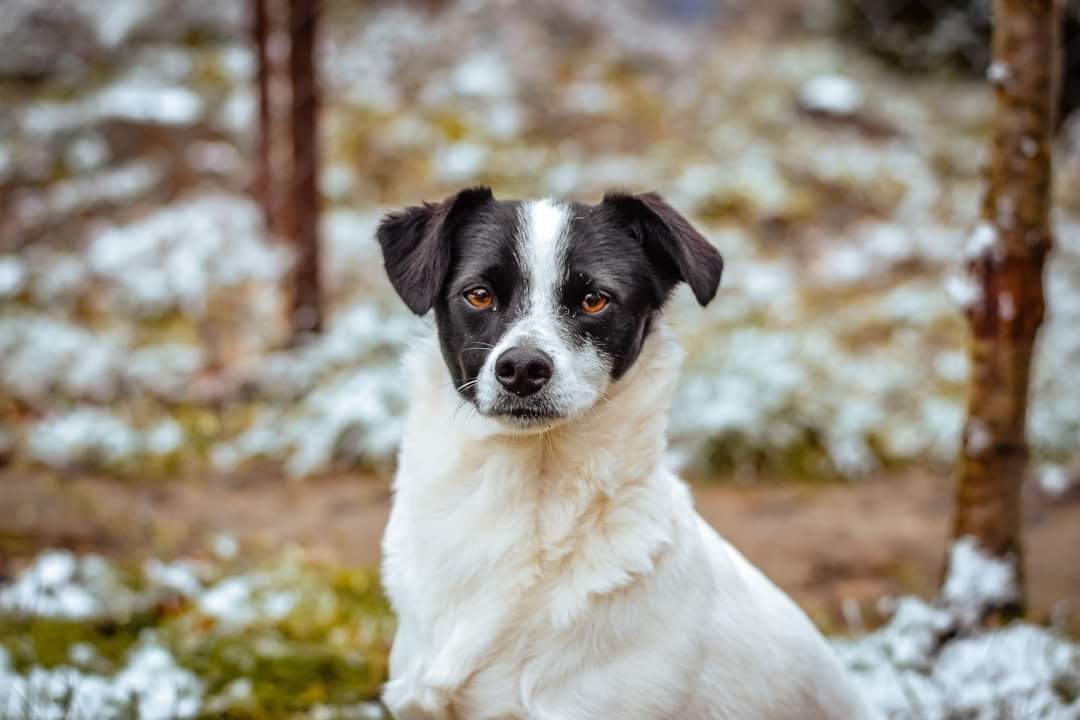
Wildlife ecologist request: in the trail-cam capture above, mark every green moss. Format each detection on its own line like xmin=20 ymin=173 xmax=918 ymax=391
xmin=0 ymin=614 xmax=151 ymax=672
xmin=0 ymin=559 xmax=396 ymax=719
xmin=185 ymin=632 xmax=384 ymax=716
xmin=172 ymin=564 xmax=393 ymax=717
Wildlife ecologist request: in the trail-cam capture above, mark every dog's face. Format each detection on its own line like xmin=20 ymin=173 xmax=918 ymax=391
xmin=377 ymin=188 xmax=723 ymax=429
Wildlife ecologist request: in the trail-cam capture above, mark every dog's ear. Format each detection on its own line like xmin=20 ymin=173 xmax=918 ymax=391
xmin=376 ymin=186 xmax=494 ymax=315
xmin=601 ymin=191 xmax=723 ymax=306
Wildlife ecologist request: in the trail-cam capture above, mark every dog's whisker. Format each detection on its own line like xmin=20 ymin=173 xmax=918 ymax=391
xmin=451 ymin=396 xmax=472 ymax=424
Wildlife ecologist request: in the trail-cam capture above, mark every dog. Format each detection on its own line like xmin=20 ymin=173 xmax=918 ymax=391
xmin=375 ymin=187 xmax=878 ymax=719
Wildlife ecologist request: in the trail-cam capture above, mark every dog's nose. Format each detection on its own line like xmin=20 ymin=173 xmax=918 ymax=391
xmin=494 ymin=347 xmax=553 ymax=397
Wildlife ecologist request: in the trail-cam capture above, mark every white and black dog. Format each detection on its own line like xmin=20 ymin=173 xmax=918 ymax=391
xmin=376 ymin=187 xmax=877 ymax=719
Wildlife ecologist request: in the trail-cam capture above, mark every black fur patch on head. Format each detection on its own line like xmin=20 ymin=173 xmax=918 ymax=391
xmin=432 ymin=199 xmax=525 ymax=399
xmin=559 ymin=202 xmax=668 ymax=379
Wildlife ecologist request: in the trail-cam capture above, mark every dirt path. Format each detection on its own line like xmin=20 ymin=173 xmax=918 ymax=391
xmin=2 ymin=468 xmax=1077 ymax=631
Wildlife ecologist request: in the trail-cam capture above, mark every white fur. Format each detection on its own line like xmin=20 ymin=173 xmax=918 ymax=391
xmin=474 ymin=200 xmax=608 ymax=421
xmin=381 ymin=322 xmax=878 ymax=719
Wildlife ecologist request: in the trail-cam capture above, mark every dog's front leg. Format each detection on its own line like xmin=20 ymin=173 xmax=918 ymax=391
xmin=383 ymin=678 xmax=454 ymax=720
xmin=385 ymin=610 xmax=507 ymax=720
xmin=384 ymin=623 xmax=455 ymax=720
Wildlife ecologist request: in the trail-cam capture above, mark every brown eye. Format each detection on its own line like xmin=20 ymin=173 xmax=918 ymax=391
xmin=580 ymin=291 xmax=610 ymax=314
xmin=464 ymin=286 xmax=494 ymax=310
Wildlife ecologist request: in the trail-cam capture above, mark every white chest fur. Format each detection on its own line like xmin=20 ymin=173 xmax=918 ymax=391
xmin=380 ymin=325 xmax=877 ymax=720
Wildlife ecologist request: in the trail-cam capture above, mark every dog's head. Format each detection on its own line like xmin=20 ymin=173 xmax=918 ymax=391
xmin=377 ymin=187 xmax=723 ymax=430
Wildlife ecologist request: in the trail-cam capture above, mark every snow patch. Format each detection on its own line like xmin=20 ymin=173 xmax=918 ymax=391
xmin=1038 ymin=463 xmax=1073 ymax=498
xmin=941 ymin=536 xmax=1019 ymax=627
xmin=26 ymin=409 xmax=184 ymax=469
xmin=0 ymin=256 xmax=26 ymax=298
xmin=451 ymin=52 xmax=513 ymax=99
xmin=798 ymin=74 xmax=864 ymax=116
xmin=433 ymin=142 xmax=489 ymax=183
xmin=87 ymin=193 xmax=287 ymax=317
xmin=27 ymin=410 xmax=140 ymax=469
xmin=944 ymin=272 xmax=982 ymax=309
xmin=986 ymin=61 xmax=1010 ymax=84
xmin=0 ymin=642 xmax=202 ymax=720
xmin=0 ymin=317 xmax=127 ymax=405
xmin=964 ymin=222 xmax=999 ymax=261
xmin=837 ymin=600 xmax=1080 ymax=720
xmin=0 ymin=551 xmax=132 ymax=619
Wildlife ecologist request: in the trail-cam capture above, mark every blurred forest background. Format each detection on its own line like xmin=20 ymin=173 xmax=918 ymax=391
xmin=1 ymin=0 xmax=1079 ymax=718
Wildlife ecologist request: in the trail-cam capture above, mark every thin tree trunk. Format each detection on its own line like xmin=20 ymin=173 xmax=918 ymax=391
xmin=252 ymin=0 xmax=275 ymax=236
xmin=287 ymin=0 xmax=322 ymax=337
xmin=948 ymin=0 xmax=1060 ymax=618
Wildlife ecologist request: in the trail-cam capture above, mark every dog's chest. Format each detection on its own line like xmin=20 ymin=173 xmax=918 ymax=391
xmin=391 ymin=511 xmax=598 ymax=717
xmin=449 ymin=606 xmax=558 ymax=719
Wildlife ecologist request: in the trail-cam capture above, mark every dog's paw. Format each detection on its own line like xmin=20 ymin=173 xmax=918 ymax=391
xmin=383 ymin=678 xmax=452 ymax=720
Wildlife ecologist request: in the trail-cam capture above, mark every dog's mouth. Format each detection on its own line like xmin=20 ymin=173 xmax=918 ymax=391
xmin=483 ymin=397 xmax=565 ymax=428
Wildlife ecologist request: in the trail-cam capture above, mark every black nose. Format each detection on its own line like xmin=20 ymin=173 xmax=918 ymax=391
xmin=495 ymin=347 xmax=553 ymax=397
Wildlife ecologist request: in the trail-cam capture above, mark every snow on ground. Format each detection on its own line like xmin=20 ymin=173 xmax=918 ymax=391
xmin=0 ymin=642 xmax=203 ymax=720
xmin=210 ymin=301 xmax=415 ymax=475
xmin=1 ymin=547 xmax=1077 ymax=720
xmin=0 ymin=550 xmax=393 ymax=719
xmin=836 ymin=537 xmax=1080 ymax=720
xmin=798 ymin=74 xmax=865 ymax=116
xmin=838 ymin=610 xmax=1080 ymax=719
xmin=0 ymin=315 xmax=128 ymax=405
xmin=0 ymin=551 xmax=138 ymax=620
xmin=11 ymin=160 xmax=166 ymax=230
xmin=940 ymin=537 xmax=1020 ymax=628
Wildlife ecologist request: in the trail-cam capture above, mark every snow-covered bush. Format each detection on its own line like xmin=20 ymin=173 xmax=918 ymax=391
xmin=211 ymin=303 xmax=416 ymax=474
xmin=0 ymin=316 xmax=128 ymax=405
xmin=86 ymin=194 xmax=288 ymax=319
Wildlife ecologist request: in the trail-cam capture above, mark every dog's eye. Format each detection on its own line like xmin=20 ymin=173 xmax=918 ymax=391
xmin=464 ymin=286 xmax=494 ymax=310
xmin=580 ymin=291 xmax=610 ymax=314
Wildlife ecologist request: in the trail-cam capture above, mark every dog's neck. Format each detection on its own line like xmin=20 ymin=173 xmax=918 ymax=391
xmin=399 ymin=320 xmax=683 ymax=497
xmin=391 ymin=321 xmax=689 ymax=664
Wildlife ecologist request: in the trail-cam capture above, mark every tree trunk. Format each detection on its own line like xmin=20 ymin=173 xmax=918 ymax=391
xmin=948 ymin=0 xmax=1060 ymax=618
xmin=287 ymin=0 xmax=322 ymax=337
xmin=251 ymin=0 xmax=275 ymax=237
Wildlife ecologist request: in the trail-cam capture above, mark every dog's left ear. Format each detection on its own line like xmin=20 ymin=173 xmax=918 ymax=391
xmin=601 ymin=191 xmax=723 ymax=306
xmin=376 ymin=186 xmax=494 ymax=315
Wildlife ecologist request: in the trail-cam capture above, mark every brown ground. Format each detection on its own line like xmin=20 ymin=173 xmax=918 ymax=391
xmin=1 ymin=468 xmax=1077 ymax=632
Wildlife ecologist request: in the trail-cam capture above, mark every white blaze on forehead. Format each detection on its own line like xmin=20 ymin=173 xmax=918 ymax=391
xmin=518 ymin=198 xmax=570 ymax=312
xmin=472 ymin=197 xmax=608 ymax=422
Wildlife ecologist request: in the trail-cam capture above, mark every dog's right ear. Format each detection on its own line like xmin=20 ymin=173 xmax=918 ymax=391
xmin=376 ymin=186 xmax=494 ymax=315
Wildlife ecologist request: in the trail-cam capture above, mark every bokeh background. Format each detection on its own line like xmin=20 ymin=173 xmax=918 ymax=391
xmin=1 ymin=0 xmax=1079 ymax=718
